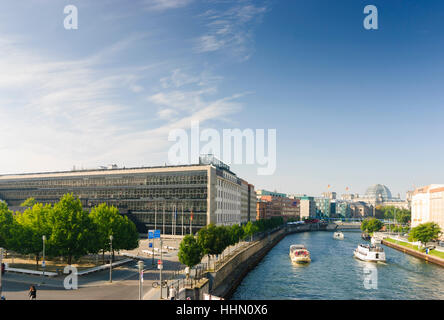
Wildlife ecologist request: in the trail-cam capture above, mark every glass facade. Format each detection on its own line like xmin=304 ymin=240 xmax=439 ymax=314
xmin=0 ymin=167 xmax=209 ymax=234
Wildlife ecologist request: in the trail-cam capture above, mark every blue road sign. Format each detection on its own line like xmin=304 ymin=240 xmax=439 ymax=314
xmin=148 ymin=230 xmax=154 ymax=239
xmin=149 ymin=243 xmax=153 ymax=248
xmin=154 ymin=230 xmax=161 ymax=239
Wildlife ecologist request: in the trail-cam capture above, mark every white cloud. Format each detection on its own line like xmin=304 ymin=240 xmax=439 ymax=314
xmin=142 ymin=0 xmax=193 ymax=11
xmin=0 ymin=35 xmax=245 ymax=173
xmin=194 ymin=1 xmax=268 ymax=60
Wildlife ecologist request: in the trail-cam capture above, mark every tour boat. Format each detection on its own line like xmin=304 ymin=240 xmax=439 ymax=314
xmin=289 ymin=244 xmax=311 ymax=264
xmin=353 ymin=244 xmax=386 ymax=262
xmin=333 ymin=231 xmax=344 ymax=240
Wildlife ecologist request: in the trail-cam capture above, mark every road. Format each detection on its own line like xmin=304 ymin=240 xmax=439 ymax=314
xmin=1 ymin=238 xmax=185 ymax=300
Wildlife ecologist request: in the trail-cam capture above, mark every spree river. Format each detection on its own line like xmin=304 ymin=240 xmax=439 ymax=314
xmin=232 ymin=231 xmax=444 ymax=300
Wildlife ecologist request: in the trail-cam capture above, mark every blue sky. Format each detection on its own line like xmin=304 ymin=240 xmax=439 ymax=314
xmin=0 ymin=0 xmax=443 ymax=198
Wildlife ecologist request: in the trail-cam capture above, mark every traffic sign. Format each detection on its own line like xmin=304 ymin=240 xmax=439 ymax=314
xmin=42 ymin=261 xmax=46 ymax=267
xmin=148 ymin=230 xmax=154 ymax=239
xmin=149 ymin=243 xmax=153 ymax=248
xmin=158 ymin=264 xmax=163 ymax=270
xmin=154 ymin=230 xmax=161 ymax=239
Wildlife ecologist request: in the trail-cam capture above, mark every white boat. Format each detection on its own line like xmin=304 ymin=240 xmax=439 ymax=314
xmin=371 ymin=237 xmax=382 ymax=245
xmin=289 ymin=244 xmax=311 ymax=264
xmin=353 ymin=244 xmax=386 ymax=262
xmin=333 ymin=231 xmax=344 ymax=240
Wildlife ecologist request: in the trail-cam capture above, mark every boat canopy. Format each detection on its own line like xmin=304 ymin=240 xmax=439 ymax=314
xmin=290 ymin=244 xmax=306 ymax=251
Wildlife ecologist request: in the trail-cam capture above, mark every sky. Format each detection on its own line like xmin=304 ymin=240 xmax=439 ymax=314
xmin=0 ymin=0 xmax=443 ymax=198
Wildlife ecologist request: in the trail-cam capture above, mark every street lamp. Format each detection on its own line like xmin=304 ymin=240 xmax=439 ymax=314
xmin=0 ymin=247 xmax=4 ymax=298
xmin=109 ymin=235 xmax=113 ymax=283
xmin=42 ymin=235 xmax=46 ymax=283
xmin=138 ymin=260 xmax=144 ymax=300
xmin=159 ymin=237 xmax=163 ymax=299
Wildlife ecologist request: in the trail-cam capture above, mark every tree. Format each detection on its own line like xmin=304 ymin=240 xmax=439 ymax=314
xmin=178 ymin=235 xmax=203 ymax=269
xmin=113 ymin=215 xmax=139 ymax=257
xmin=230 ymin=224 xmax=245 ymax=246
xmin=196 ymin=224 xmax=227 ymax=269
xmin=0 ymin=201 xmax=14 ymax=249
xmin=242 ymin=221 xmax=258 ymax=241
xmin=47 ymin=194 xmax=100 ymax=264
xmin=90 ymin=204 xmax=139 ymax=263
xmin=13 ymin=203 xmax=53 ymax=269
xmin=21 ymin=197 xmax=37 ymax=208
xmin=361 ymin=218 xmax=383 ymax=233
xmin=408 ymin=222 xmax=441 ymax=247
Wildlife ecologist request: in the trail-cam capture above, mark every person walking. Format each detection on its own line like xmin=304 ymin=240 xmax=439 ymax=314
xmin=169 ymin=285 xmax=177 ymax=300
xmin=28 ymin=285 xmax=37 ymax=300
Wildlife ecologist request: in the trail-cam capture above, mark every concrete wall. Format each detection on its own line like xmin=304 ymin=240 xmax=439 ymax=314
xmin=208 ymin=228 xmax=287 ymax=298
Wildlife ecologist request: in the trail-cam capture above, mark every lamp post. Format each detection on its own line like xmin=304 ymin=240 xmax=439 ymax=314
xmin=159 ymin=238 xmax=163 ymax=300
xmin=0 ymin=247 xmax=3 ymax=298
xmin=138 ymin=260 xmax=144 ymax=300
xmin=42 ymin=235 xmax=46 ymax=283
xmin=109 ymin=235 xmax=113 ymax=283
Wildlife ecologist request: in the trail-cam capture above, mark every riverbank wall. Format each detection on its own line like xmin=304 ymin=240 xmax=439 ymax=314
xmin=382 ymin=239 xmax=444 ymax=267
xmin=205 ymin=223 xmax=330 ymax=299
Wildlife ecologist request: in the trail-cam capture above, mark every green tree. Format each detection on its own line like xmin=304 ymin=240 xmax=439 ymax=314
xmin=196 ymin=224 xmax=227 ymax=269
xmin=229 ymin=224 xmax=245 ymax=245
xmin=178 ymin=235 xmax=203 ymax=269
xmin=361 ymin=218 xmax=383 ymax=233
xmin=21 ymin=197 xmax=37 ymax=208
xmin=13 ymin=203 xmax=53 ymax=269
xmin=0 ymin=201 xmax=14 ymax=249
xmin=242 ymin=221 xmax=258 ymax=241
xmin=90 ymin=204 xmax=138 ymax=263
xmin=47 ymin=194 xmax=100 ymax=264
xmin=408 ymin=222 xmax=441 ymax=247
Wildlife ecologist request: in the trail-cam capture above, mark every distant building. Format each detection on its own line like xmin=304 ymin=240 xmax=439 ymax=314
xmin=256 ymin=190 xmax=287 ymax=198
xmin=256 ymin=194 xmax=299 ymax=221
xmin=315 ymin=197 xmax=331 ymax=218
xmin=350 ymin=184 xmax=409 ymax=209
xmin=335 ymin=201 xmax=351 ymax=218
xmin=411 ymin=185 xmax=444 ymax=235
xmin=290 ymin=195 xmax=316 ymax=220
xmin=321 ymin=192 xmax=336 ymax=200
xmin=349 ymin=201 xmax=374 ymax=218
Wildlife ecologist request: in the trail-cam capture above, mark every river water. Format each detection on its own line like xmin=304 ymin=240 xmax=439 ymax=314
xmin=231 ymin=231 xmax=444 ymax=300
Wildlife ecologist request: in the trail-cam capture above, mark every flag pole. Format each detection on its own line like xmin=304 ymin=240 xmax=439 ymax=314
xmin=154 ymin=202 xmax=157 ymax=231
xmin=182 ymin=203 xmax=184 ymax=236
xmin=163 ymin=202 xmax=165 ymax=235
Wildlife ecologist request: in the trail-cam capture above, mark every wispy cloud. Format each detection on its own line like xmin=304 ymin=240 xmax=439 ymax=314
xmin=142 ymin=0 xmax=194 ymax=11
xmin=0 ymin=35 xmax=245 ymax=172
xmin=195 ymin=1 xmax=268 ymax=60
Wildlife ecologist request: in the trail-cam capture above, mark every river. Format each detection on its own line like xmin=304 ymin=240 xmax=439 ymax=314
xmin=231 ymin=230 xmax=444 ymax=299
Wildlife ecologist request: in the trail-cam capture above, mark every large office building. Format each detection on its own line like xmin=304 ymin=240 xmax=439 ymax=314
xmin=0 ymin=155 xmax=256 ymax=234
xmin=411 ymin=185 xmax=444 ymax=235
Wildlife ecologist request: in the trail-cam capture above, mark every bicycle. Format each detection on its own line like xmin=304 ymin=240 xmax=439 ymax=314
xmin=152 ymin=280 xmax=168 ymax=288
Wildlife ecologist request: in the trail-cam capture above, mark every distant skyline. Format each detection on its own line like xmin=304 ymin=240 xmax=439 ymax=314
xmin=1 ymin=0 xmax=443 ymax=198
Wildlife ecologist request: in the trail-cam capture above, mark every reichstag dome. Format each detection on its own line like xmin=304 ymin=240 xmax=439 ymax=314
xmin=364 ymin=184 xmax=393 ymax=202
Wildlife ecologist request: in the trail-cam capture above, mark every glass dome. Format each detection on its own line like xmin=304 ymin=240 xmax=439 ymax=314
xmin=365 ymin=184 xmax=392 ymax=201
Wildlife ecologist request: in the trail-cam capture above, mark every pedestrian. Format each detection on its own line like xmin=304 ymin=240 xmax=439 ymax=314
xmin=169 ymin=285 xmax=177 ymax=301
xmin=29 ymin=285 xmax=37 ymax=300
